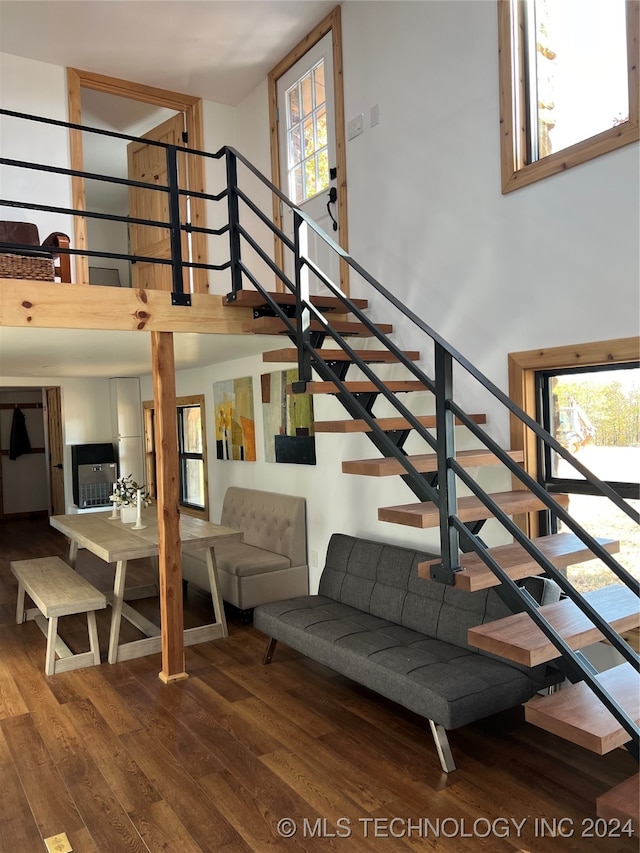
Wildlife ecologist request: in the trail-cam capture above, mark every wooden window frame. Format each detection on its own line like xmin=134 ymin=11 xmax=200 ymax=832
xmin=508 ymin=336 xmax=640 ymax=536
xmin=498 ymin=0 xmax=640 ymax=193
xmin=143 ymin=394 xmax=209 ymax=520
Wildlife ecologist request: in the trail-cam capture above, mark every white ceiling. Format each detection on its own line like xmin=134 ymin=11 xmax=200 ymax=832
xmin=0 ymin=0 xmax=333 ymax=379
xmin=0 ymin=0 xmax=336 ymax=106
xmin=0 ymin=327 xmax=283 ymax=378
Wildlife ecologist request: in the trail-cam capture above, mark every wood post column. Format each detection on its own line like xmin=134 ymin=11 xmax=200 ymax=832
xmin=151 ymin=330 xmax=187 ymax=683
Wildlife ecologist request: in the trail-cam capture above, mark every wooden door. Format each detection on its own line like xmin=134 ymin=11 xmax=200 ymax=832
xmin=127 ymin=113 xmax=189 ymax=291
xmin=45 ymin=387 xmax=65 ymax=515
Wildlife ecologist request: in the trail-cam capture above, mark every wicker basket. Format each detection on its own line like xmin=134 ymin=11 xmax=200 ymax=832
xmin=0 ymin=252 xmax=55 ymax=281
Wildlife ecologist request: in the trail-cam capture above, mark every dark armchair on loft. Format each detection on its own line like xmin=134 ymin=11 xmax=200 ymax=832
xmin=0 ymin=220 xmax=71 ymax=283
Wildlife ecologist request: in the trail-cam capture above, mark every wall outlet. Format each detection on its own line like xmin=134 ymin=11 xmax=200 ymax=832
xmin=347 ymin=114 xmax=364 ymax=140
xmin=310 ymin=549 xmax=318 ymax=567
xmin=370 ymin=104 xmax=380 ymax=127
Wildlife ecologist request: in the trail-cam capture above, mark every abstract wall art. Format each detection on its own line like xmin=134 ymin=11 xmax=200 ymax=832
xmin=213 ymin=377 xmax=256 ymax=461
xmin=261 ymin=368 xmax=316 ymax=465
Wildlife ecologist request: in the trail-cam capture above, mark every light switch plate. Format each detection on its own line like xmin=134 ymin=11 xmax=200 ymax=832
xmin=347 ymin=114 xmax=364 ymax=140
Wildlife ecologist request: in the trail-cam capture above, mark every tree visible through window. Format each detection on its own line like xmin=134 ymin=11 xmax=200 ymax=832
xmin=285 ymin=59 xmax=329 ymax=203
xmin=498 ymin=0 xmax=639 ymax=191
xmin=537 ymin=363 xmax=640 ymax=592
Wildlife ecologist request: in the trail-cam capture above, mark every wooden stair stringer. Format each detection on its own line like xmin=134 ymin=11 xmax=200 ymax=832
xmin=418 ymin=532 xmax=620 ymax=591
xmin=524 ymin=663 xmax=639 ymax=754
xmin=467 ymin=584 xmax=640 ymax=666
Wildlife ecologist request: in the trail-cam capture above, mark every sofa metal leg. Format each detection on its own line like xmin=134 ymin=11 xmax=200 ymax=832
xmin=263 ymin=637 xmax=278 ymax=665
xmin=429 ymin=720 xmax=456 ymax=773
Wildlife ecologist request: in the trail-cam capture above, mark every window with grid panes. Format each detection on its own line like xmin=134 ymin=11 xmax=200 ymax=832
xmin=285 ymin=59 xmax=329 ymax=203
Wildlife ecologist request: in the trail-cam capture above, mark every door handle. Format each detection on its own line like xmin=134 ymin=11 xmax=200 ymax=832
xmin=326 ymin=186 xmax=338 ymax=232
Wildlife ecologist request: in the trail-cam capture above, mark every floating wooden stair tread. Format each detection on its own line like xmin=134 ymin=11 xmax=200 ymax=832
xmin=524 ymin=663 xmax=640 ymax=755
xmin=418 ymin=532 xmax=620 ymax=592
xmin=343 ymin=448 xmax=524 ymax=477
xmin=314 ymin=413 xmax=487 ymax=433
xmin=297 ymin=380 xmax=426 ymax=394
xmin=597 ymin=773 xmax=639 ymax=835
xmin=245 ymin=317 xmax=392 ymax=336
xmin=263 ymin=347 xmax=420 ymax=363
xmin=224 ymin=290 xmax=368 ymax=311
xmin=378 ymin=490 xmax=570 ymax=529
xmin=467 ymin=584 xmax=640 ymax=666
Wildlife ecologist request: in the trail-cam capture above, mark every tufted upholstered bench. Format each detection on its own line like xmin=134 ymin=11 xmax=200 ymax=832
xmin=181 ymin=487 xmax=308 ymax=619
xmin=254 ymin=533 xmax=563 ymax=772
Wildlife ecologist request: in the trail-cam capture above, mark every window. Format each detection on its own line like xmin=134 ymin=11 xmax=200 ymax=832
xmin=143 ymin=395 xmax=208 ymax=519
xmin=536 ymin=362 xmax=639 ymax=592
xmin=509 ymin=339 xmax=639 ymax=594
xmin=498 ymin=0 xmax=639 ymax=192
xmin=177 ymin=403 xmax=205 ymax=510
xmin=285 ymin=59 xmax=329 ymax=203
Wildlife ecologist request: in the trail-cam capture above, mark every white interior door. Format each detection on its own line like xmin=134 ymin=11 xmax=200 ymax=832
xmin=277 ymin=32 xmax=339 ymax=296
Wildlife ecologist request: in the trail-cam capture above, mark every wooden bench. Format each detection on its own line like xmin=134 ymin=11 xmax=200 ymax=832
xmin=11 ymin=556 xmax=107 ymax=676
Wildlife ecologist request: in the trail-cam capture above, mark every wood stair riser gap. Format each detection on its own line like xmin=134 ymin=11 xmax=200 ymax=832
xmin=378 ymin=490 xmax=570 ymax=529
xmin=314 ymin=414 xmax=487 ymax=433
xmin=523 ymin=663 xmax=639 ymax=754
xmin=417 ymin=533 xmax=620 ymax=592
xmin=245 ymin=317 xmax=392 ymax=336
xmin=292 ymin=381 xmax=426 ymax=395
xmin=343 ymin=449 xmax=524 ymax=478
xmin=262 ymin=347 xmax=420 ymax=364
xmin=467 ymin=584 xmax=640 ymax=666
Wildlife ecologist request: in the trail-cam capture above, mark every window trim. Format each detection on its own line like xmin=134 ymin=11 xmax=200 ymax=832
xmin=508 ymin=337 xmax=640 ymax=537
xmin=143 ymin=394 xmax=209 ymax=520
xmin=498 ymin=0 xmax=640 ymax=193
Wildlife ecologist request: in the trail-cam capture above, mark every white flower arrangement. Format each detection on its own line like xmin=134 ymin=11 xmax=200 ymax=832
xmin=110 ymin=474 xmax=151 ymax=507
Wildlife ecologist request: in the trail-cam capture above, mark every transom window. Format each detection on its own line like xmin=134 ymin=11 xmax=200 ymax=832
xmin=498 ymin=0 xmax=639 ymax=191
xmin=285 ymin=59 xmax=329 ymax=203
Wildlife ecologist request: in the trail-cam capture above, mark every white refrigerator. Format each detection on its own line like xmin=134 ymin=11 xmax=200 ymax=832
xmin=110 ymin=378 xmax=144 ymax=486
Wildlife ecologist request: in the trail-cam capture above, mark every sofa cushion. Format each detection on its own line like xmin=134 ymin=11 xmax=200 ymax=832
xmin=214 ymin=541 xmax=291 ymax=577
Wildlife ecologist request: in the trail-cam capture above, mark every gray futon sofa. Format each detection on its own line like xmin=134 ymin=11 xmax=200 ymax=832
xmin=254 ymin=533 xmax=562 ymax=772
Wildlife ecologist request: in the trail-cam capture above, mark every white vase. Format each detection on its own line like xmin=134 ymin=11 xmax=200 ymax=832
xmin=120 ymin=504 xmax=137 ymax=524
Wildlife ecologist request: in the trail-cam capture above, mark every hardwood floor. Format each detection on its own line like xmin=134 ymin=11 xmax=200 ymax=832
xmin=0 ymin=517 xmax=637 ymax=852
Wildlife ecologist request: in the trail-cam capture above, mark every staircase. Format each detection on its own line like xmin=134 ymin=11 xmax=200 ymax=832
xmin=223 ymin=275 xmax=639 ymax=826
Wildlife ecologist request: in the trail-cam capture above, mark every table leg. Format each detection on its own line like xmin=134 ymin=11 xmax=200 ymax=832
xmin=68 ymin=539 xmax=79 ymax=568
xmin=205 ymin=547 xmax=228 ymax=638
xmin=107 ymin=559 xmax=128 ymax=664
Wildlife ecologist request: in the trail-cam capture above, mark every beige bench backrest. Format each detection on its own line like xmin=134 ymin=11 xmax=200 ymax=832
xmin=221 ymin=487 xmax=307 ymax=567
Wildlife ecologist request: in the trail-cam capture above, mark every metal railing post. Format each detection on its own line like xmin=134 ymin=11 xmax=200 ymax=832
xmin=431 ymin=342 xmax=461 ymax=583
xmin=292 ymin=211 xmax=312 ymax=390
xmin=226 ymin=149 xmax=243 ymax=298
xmin=166 ymin=145 xmax=185 ymax=294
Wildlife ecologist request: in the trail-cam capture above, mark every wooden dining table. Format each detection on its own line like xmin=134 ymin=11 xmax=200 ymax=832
xmin=50 ymin=508 xmax=242 ymax=664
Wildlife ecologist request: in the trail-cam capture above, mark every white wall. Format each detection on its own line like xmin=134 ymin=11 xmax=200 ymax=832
xmin=339 ymin=0 xmax=639 ymax=441
xmin=0 ymin=389 xmax=48 ymax=514
xmin=0 ymin=377 xmax=112 ymax=513
xmin=0 ymin=53 xmax=74 ymax=245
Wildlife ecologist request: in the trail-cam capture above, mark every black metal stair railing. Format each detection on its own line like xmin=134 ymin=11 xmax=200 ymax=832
xmin=222 ymin=146 xmax=639 ymax=750
xmin=1 ymin=110 xmax=637 ymax=748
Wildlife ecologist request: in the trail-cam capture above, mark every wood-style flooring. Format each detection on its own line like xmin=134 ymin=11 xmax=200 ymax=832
xmin=0 ymin=516 xmax=637 ymax=852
